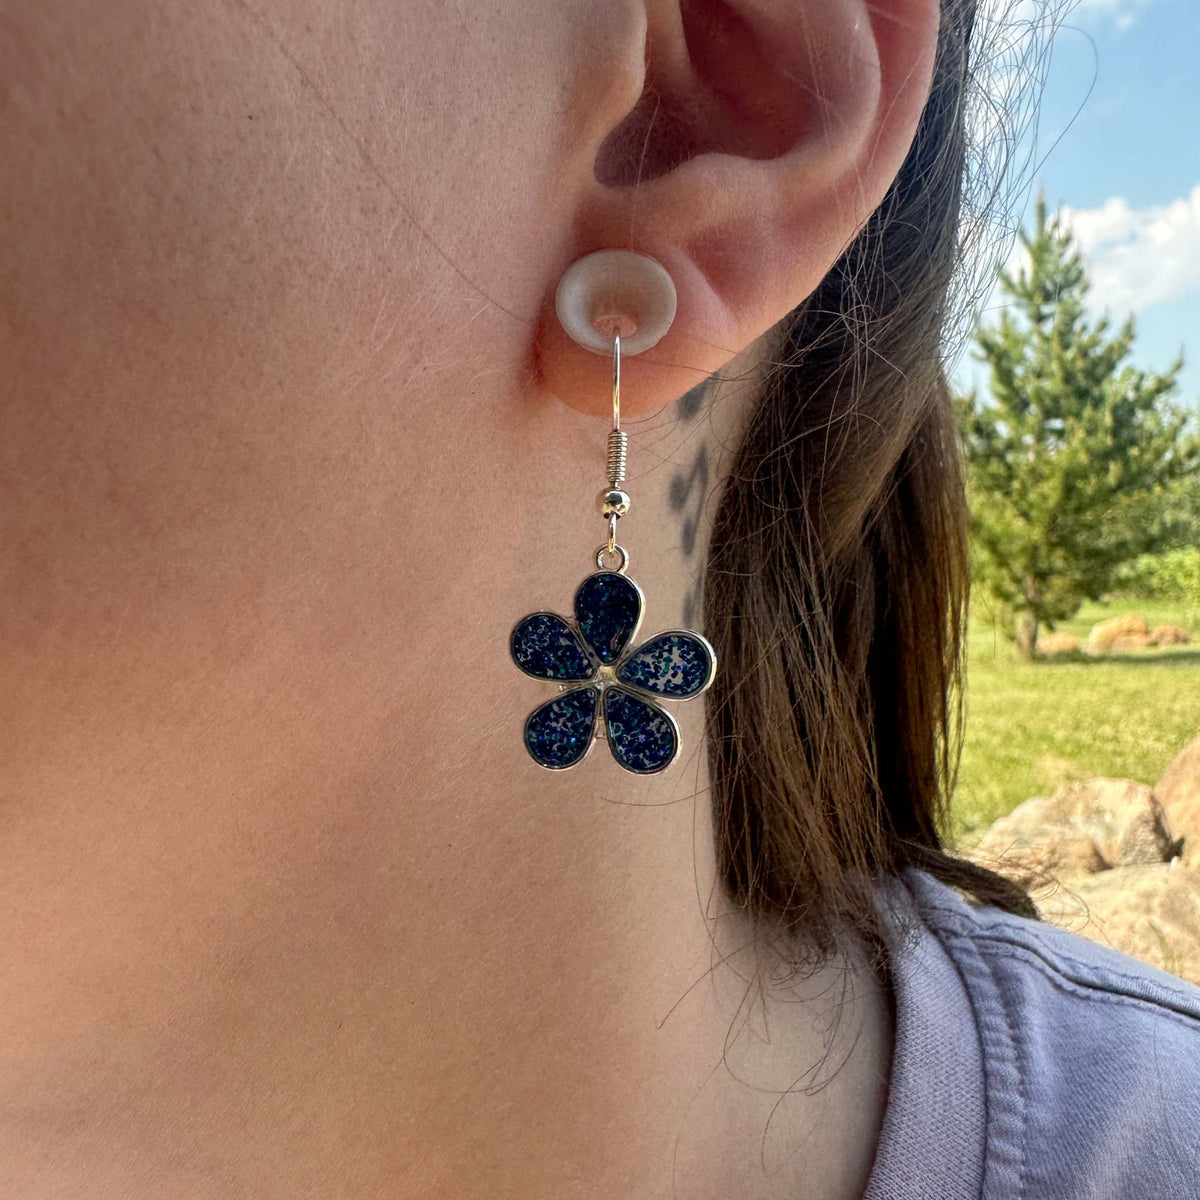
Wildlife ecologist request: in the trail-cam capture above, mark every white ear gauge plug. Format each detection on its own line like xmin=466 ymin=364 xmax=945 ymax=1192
xmin=553 ymin=249 xmax=677 ymax=355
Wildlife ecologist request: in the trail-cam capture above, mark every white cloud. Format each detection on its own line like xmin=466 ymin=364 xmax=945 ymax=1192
xmin=1074 ymin=0 xmax=1160 ymax=31
xmin=1004 ymin=182 xmax=1200 ymax=319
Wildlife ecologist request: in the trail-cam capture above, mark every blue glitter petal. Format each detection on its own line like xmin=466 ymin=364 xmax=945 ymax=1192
xmin=523 ymin=687 xmax=598 ymax=769
xmin=615 ymin=631 xmax=713 ymax=698
xmin=574 ymin=572 xmax=643 ymax=665
xmin=603 ymin=687 xmax=677 ymax=774
xmin=510 ymin=613 xmax=595 ymax=681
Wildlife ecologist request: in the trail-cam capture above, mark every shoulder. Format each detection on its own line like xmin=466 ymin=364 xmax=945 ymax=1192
xmin=901 ymin=866 xmax=1200 ymax=1199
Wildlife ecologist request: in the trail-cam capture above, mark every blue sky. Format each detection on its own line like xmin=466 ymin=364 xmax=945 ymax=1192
xmin=952 ymin=0 xmax=1200 ymax=406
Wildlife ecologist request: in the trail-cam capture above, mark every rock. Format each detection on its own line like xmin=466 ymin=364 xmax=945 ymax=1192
xmin=1054 ymin=778 xmax=1177 ymax=866
xmin=1149 ymin=624 xmax=1190 ymax=646
xmin=1115 ymin=796 xmax=1181 ymax=865
xmin=1154 ymin=733 xmax=1200 ymax=868
xmin=1087 ymin=612 xmax=1148 ymax=653
xmin=1033 ymin=863 xmax=1200 ymax=986
xmin=967 ymin=824 xmax=1106 ymax=890
xmin=1109 ymin=632 xmax=1154 ymax=652
xmin=1037 ymin=632 xmax=1080 ymax=655
xmin=965 ymin=778 xmax=1180 ymax=888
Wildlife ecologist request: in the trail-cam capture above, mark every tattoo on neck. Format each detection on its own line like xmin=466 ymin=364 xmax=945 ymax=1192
xmin=668 ymin=444 xmax=709 ymax=559
xmin=677 ymin=376 xmax=715 ymax=423
xmin=670 ymin=375 xmax=719 ymax=627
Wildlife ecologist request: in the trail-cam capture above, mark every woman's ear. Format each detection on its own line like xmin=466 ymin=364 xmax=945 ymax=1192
xmin=537 ymin=0 xmax=940 ymax=417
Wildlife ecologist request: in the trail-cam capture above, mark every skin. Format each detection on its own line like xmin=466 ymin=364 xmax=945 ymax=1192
xmin=0 ymin=1 xmax=939 ymax=1196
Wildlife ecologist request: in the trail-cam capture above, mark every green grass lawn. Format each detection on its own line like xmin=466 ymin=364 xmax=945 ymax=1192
xmin=948 ymin=597 xmax=1200 ymax=848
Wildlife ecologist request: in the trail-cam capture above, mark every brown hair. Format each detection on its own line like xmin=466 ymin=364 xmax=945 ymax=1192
xmin=703 ymin=0 xmax=1040 ymax=958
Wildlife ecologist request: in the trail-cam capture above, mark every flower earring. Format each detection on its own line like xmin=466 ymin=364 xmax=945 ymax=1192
xmin=509 ymin=249 xmax=718 ymax=774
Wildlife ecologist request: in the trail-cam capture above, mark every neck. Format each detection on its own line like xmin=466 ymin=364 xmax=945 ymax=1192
xmin=0 ymin=349 xmax=892 ymax=1198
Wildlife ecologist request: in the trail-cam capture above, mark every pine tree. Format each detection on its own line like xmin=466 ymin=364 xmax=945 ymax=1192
xmin=956 ymin=192 xmax=1198 ymax=658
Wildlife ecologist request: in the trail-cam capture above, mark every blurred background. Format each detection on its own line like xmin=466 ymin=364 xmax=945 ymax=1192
xmin=942 ymin=0 xmax=1199 ymax=979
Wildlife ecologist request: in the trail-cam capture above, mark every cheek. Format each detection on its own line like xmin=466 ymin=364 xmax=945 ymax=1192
xmin=0 ymin=0 xmax=632 ymax=464
xmin=0 ymin=0 xmax=641 ymax=718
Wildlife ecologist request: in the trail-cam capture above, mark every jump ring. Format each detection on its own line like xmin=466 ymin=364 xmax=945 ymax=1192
xmin=594 ymin=542 xmax=629 ymax=574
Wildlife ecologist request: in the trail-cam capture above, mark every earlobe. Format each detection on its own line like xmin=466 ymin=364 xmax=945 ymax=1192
xmin=536 ymin=0 xmax=940 ymax=419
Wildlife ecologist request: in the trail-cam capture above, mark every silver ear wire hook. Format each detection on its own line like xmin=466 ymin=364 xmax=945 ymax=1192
xmin=602 ymin=326 xmax=629 ymax=566
xmin=612 ymin=326 xmax=621 ymax=431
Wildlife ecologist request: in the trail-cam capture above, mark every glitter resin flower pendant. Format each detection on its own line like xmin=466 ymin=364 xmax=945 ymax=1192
xmin=510 ymin=567 xmax=716 ymax=773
